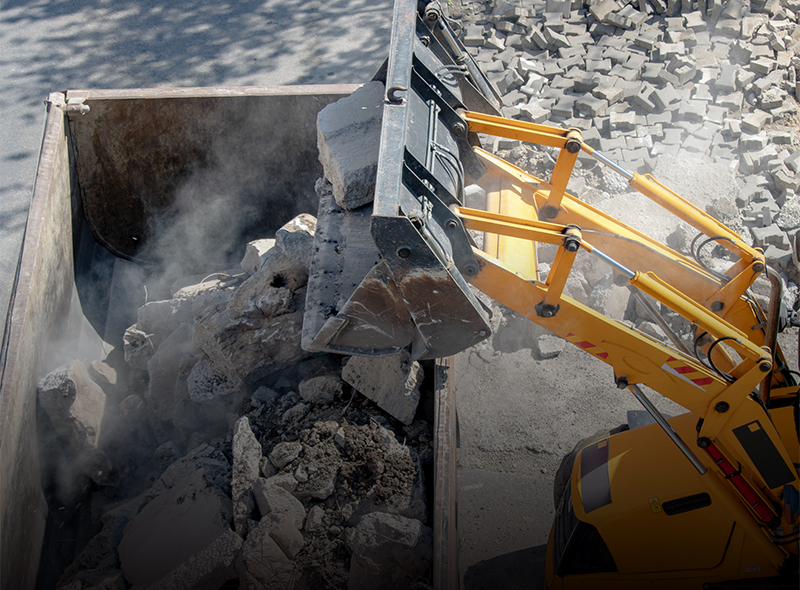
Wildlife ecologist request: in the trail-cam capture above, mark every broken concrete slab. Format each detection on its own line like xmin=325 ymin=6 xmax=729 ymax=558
xmin=240 ymin=517 xmax=294 ymax=589
xmin=253 ymin=478 xmax=306 ymax=530
xmin=298 ymin=373 xmax=345 ymax=405
xmin=317 ymin=81 xmax=384 ymax=211
xmin=348 ymin=512 xmax=433 ymax=590
xmin=342 ymin=351 xmax=424 ymax=425
xmin=232 ymin=417 xmax=263 ymax=537
xmin=193 ymin=259 xmax=312 ymax=392
xmin=117 ymin=469 xmax=235 ymax=589
xmin=37 ymin=360 xmax=110 ymax=483
xmin=240 ymin=238 xmax=276 ymax=275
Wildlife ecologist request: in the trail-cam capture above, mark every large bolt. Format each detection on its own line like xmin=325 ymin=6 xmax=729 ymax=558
xmin=697 ymin=437 xmax=711 ymax=449
xmin=397 ymin=246 xmax=412 ymax=259
xmin=451 ymin=122 xmax=466 ymax=136
xmin=714 ymin=401 xmax=729 ymax=413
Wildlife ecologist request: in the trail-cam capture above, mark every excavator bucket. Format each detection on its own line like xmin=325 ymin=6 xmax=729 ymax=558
xmin=302 ymin=0 xmax=503 ymax=360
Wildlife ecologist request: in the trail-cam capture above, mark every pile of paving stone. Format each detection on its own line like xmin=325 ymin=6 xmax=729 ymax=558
xmin=37 ymin=213 xmax=434 ymax=590
xmin=452 ymin=0 xmax=800 ymax=276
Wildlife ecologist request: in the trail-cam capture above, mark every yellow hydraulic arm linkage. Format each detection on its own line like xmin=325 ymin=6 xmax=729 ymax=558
xmin=457 ymin=112 xmax=799 ymax=589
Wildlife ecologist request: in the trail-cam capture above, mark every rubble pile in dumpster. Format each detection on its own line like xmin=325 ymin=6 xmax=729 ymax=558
xmin=38 ymin=209 xmax=435 ymax=589
xmin=36 ymin=81 xmax=438 ymax=589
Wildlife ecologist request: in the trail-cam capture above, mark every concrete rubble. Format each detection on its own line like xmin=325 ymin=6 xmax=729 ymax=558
xmin=46 ymin=209 xmax=434 ymax=589
xmin=341 ymin=352 xmax=424 ymax=425
xmin=347 ymin=512 xmax=433 ymax=590
xmin=317 ymin=81 xmax=384 ymax=211
xmin=37 ymin=360 xmax=111 ymax=485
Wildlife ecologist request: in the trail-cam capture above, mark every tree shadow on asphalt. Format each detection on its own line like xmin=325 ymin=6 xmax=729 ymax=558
xmin=1 ymin=0 xmax=392 ymax=109
xmin=464 ymin=544 xmax=547 ymax=590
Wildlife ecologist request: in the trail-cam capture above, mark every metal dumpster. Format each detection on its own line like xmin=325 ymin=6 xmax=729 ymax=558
xmin=0 ymin=85 xmax=459 ymax=589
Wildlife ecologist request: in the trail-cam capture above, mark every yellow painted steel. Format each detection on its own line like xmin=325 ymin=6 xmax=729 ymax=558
xmin=626 ymin=172 xmax=756 ymax=261
xmin=469 ymin=249 xmax=727 ymax=417
xmin=544 ymin=415 xmax=787 ymax=590
xmin=479 ymin=164 xmax=538 ymax=279
xmin=461 ymin=113 xmax=798 ymax=588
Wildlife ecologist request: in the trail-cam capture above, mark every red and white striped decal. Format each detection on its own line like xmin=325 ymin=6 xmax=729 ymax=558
xmin=565 ymin=333 xmax=609 ymax=360
xmin=661 ymin=356 xmax=714 ymax=390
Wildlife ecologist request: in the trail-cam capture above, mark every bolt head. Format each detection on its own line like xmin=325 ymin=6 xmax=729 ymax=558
xmin=714 ymin=401 xmax=729 ymax=413
xmin=697 ymin=437 xmax=711 ymax=449
xmin=397 ymin=246 xmax=412 ymax=259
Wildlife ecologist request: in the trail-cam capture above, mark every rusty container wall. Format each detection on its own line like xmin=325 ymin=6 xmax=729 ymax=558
xmin=0 ymin=85 xmax=359 ymax=589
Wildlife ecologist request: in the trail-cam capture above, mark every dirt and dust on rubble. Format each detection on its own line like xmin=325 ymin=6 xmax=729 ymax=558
xmin=37 ymin=206 xmax=435 ymax=590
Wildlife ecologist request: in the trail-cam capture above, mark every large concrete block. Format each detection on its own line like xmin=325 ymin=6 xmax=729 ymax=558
xmin=37 ymin=360 xmax=110 ymax=483
xmin=118 ymin=469 xmax=237 ymax=589
xmin=253 ymin=478 xmax=306 ymax=530
xmin=232 ymin=417 xmax=263 ymax=537
xmin=348 ymin=512 xmax=433 ymax=590
xmin=193 ymin=259 xmax=312 ymax=392
xmin=342 ymin=352 xmax=424 ymax=425
xmin=317 ymin=81 xmax=384 ymax=211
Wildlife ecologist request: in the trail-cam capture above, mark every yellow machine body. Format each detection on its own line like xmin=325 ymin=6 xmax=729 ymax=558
xmin=544 ymin=412 xmax=795 ymax=589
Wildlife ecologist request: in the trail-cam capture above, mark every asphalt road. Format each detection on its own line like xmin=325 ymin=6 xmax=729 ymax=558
xmin=0 ymin=0 xmax=393 ymax=350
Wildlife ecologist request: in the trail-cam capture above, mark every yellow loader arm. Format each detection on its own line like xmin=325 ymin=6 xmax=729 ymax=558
xmin=458 ymin=112 xmax=799 ymax=580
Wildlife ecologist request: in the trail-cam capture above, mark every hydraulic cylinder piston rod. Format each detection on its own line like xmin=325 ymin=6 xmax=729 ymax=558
xmin=581 ymin=144 xmax=760 ymax=264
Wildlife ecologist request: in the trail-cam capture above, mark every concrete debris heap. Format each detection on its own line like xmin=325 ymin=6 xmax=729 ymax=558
xmin=41 ymin=211 xmax=434 ymax=589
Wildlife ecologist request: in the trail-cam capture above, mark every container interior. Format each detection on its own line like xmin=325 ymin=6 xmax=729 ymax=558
xmin=0 ymin=85 xmax=358 ymax=589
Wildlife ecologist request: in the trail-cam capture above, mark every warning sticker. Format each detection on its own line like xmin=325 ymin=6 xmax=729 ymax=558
xmin=649 ymin=497 xmax=662 ymax=514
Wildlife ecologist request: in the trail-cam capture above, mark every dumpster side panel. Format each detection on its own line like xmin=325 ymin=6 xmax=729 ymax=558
xmin=0 ymin=94 xmax=76 ymax=589
xmin=68 ymin=86 xmax=360 ymax=262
